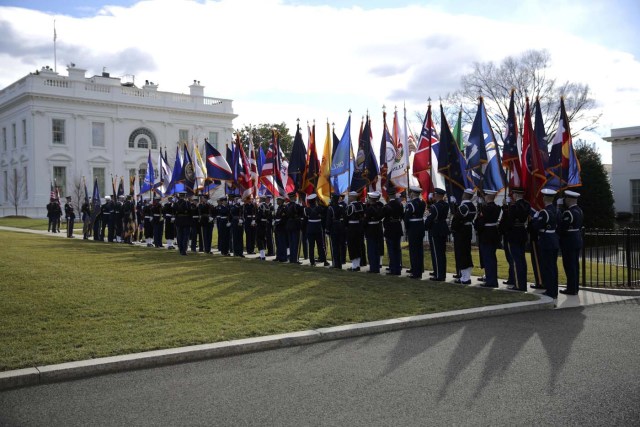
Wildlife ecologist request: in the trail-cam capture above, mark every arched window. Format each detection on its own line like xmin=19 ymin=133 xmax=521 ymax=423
xmin=128 ymin=128 xmax=157 ymax=149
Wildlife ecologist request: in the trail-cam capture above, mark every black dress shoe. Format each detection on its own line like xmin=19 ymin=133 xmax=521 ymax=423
xmin=290 ymin=261 xmax=302 ymax=265
xmin=408 ymin=274 xmax=422 ymax=279
xmin=454 ymin=279 xmax=461 ymax=284
xmin=542 ymin=292 xmax=557 ymax=299
xmin=480 ymin=283 xmax=498 ymax=288
xmin=559 ymin=289 xmax=578 ymax=295
xmin=323 ymin=261 xmax=330 ymax=267
xmin=477 ymin=276 xmax=486 ymax=282
xmin=460 ymin=280 xmax=471 ymax=285
xmin=452 ymin=274 xmax=461 ymax=279
xmin=502 ymin=281 xmax=514 ymax=285
xmin=431 ymin=277 xmax=445 ymax=282
xmin=530 ymin=284 xmax=545 ymax=289
xmin=347 ymin=267 xmax=360 ymax=272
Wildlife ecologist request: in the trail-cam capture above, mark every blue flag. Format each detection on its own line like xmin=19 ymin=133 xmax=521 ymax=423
xmin=140 ymin=149 xmax=155 ymax=193
xmin=331 ymin=116 xmax=351 ymax=176
xmin=166 ymin=146 xmax=184 ymax=195
xmin=437 ymin=104 xmax=470 ymax=201
xmin=91 ymin=178 xmax=101 ymax=223
xmin=350 ymin=117 xmax=379 ymax=193
xmin=205 ymin=140 xmax=233 ymax=181
xmin=467 ymin=98 xmax=505 ymax=192
xmin=288 ymin=124 xmax=307 ymax=191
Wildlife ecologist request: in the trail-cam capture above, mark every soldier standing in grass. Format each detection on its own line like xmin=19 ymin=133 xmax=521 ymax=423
xmin=475 ymin=189 xmax=501 ymax=288
xmin=174 ymin=192 xmax=191 ymax=256
xmin=382 ymin=192 xmax=403 ymax=276
xmin=216 ymin=196 xmax=231 ymax=256
xmin=404 ymin=186 xmax=426 ymax=279
xmin=81 ymin=197 xmax=91 ymax=239
xmin=64 ymin=196 xmax=75 ymax=238
xmin=451 ymin=188 xmax=476 ymax=285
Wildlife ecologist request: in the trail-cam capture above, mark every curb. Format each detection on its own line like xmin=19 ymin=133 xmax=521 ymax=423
xmin=0 ymin=295 xmax=554 ymax=391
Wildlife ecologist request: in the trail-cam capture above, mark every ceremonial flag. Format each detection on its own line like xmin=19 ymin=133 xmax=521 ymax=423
xmin=117 ymin=177 xmax=125 ymax=198
xmin=193 ymin=142 xmax=206 ymax=194
xmin=288 ymin=124 xmax=307 ymax=192
xmin=259 ymin=130 xmax=282 ymax=196
xmin=155 ymin=147 xmax=172 ymax=196
xmin=257 ymin=146 xmax=266 ymax=175
xmin=91 ymin=178 xmax=101 ymax=224
xmin=331 ymin=115 xmax=351 ymax=177
xmin=232 ymin=135 xmax=252 ymax=197
xmin=182 ymin=144 xmax=196 ymax=195
xmin=552 ymin=97 xmax=582 ymax=189
xmin=350 ymin=115 xmax=378 ymax=193
xmin=502 ymin=89 xmax=522 ymax=189
xmin=437 ymin=104 xmax=470 ymax=202
xmin=205 ymin=139 xmax=233 ymax=180
xmin=140 ymin=149 xmax=155 ymax=193
xmin=316 ymin=121 xmax=332 ymax=205
xmin=521 ymin=97 xmax=547 ymax=210
xmin=166 ymin=146 xmax=185 ymax=195
xmin=248 ymin=135 xmax=259 ymax=196
xmin=303 ymin=123 xmax=320 ymax=196
xmin=413 ymin=103 xmax=436 ymax=198
xmin=129 ymin=174 xmax=136 ymax=197
xmin=453 ymin=107 xmax=465 ymax=154
xmin=389 ymin=106 xmax=411 ymax=191
xmin=379 ymin=110 xmax=395 ymax=200
xmin=83 ymin=177 xmax=89 ymax=203
xmin=533 ymin=97 xmax=560 ymax=190
xmin=226 ymin=144 xmax=240 ymax=197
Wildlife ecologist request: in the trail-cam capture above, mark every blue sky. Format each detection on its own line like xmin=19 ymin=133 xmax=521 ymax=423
xmin=1 ymin=0 xmax=639 ymax=163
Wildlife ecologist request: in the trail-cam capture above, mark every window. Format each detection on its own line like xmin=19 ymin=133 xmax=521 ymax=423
xmin=12 ymin=123 xmax=16 ymax=148
xmin=128 ymin=127 xmax=157 ymax=149
xmin=137 ymin=137 xmax=149 ymax=149
xmin=2 ymin=127 xmax=5 ymax=151
xmin=138 ymin=163 xmax=147 ymax=189
xmin=53 ymin=166 xmax=66 ymax=197
xmin=22 ymin=119 xmax=27 ymax=145
xmin=23 ymin=166 xmax=27 ymax=199
xmin=3 ymin=171 xmax=6 ymax=201
xmin=632 ymin=179 xmax=640 ymax=222
xmin=93 ymin=167 xmax=105 ymax=197
xmin=208 ymin=131 xmax=219 ymax=148
xmin=92 ymin=122 xmax=105 ymax=147
xmin=179 ymin=129 xmax=189 ymax=143
xmin=52 ymin=119 xmax=65 ymax=144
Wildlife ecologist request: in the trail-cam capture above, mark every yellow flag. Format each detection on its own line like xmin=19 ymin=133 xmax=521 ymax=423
xmin=316 ymin=121 xmax=332 ymax=205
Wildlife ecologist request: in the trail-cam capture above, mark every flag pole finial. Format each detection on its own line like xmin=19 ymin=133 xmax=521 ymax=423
xmin=348 ymin=109 xmax=352 ymax=116
xmin=382 ymin=104 xmax=386 ymax=113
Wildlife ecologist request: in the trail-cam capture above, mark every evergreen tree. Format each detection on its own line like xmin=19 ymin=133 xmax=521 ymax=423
xmin=236 ymin=123 xmax=293 ymax=156
xmin=574 ymin=141 xmax=615 ymax=229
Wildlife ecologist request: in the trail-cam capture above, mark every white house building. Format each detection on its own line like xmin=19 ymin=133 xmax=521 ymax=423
xmin=605 ymin=126 xmax=640 ymax=221
xmin=0 ymin=65 xmax=236 ymax=217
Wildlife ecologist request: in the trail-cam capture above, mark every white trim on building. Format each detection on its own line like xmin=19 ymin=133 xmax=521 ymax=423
xmin=604 ymin=126 xmax=640 ymax=221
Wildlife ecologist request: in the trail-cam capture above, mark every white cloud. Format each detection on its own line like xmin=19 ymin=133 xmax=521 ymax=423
xmin=1 ymin=0 xmax=638 ymax=163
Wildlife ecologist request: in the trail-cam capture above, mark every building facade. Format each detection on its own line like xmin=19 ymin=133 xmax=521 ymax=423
xmin=0 ymin=65 xmax=236 ymax=217
xmin=605 ymin=126 xmax=640 ymax=221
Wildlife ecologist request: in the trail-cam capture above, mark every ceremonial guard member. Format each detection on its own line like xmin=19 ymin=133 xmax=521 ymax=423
xmin=531 ymin=188 xmax=560 ymax=298
xmin=382 ymin=192 xmax=403 ymax=275
xmin=451 ymin=189 xmax=476 ymax=284
xmin=404 ymin=186 xmax=426 ymax=279
xmin=346 ymin=191 xmax=365 ymax=271
xmin=174 ymin=192 xmax=191 ymax=256
xmin=163 ymin=197 xmax=176 ymax=249
xmin=285 ymin=192 xmax=302 ymax=264
xmin=339 ymin=194 xmax=348 ymax=265
xmin=81 ymin=197 xmax=92 ymax=239
xmin=424 ymin=188 xmax=450 ymax=281
xmin=364 ymin=191 xmax=384 ymax=273
xmin=151 ymin=196 xmax=163 ymax=248
xmin=243 ymin=196 xmax=257 ymax=254
xmin=189 ymin=195 xmax=202 ymax=252
xmin=114 ymin=195 xmax=124 ymax=243
xmin=199 ymin=195 xmax=213 ymax=254
xmin=256 ymin=195 xmax=275 ymax=258
xmin=216 ymin=196 xmax=231 ymax=256
xmin=304 ymin=194 xmax=329 ymax=266
xmin=326 ymin=194 xmax=346 ymax=269
xmin=92 ymin=198 xmax=102 ymax=241
xmin=122 ymin=195 xmax=135 ymax=244
xmin=64 ymin=196 xmax=75 ymax=238
xmin=230 ymin=195 xmax=245 ymax=257
xmin=142 ymin=197 xmax=154 ymax=247
xmin=475 ymin=189 xmax=501 ymax=287
xmin=273 ymin=196 xmax=288 ymax=262
xmin=501 ymin=188 xmax=530 ymax=291
xmin=102 ymin=195 xmax=115 ymax=242
xmin=499 ymin=196 xmax=515 ymax=286
xmin=559 ymin=190 xmax=584 ymax=295
xmin=46 ymin=198 xmax=60 ymax=233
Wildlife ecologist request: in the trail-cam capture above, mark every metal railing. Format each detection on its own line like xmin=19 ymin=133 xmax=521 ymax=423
xmin=582 ymin=228 xmax=640 ymax=288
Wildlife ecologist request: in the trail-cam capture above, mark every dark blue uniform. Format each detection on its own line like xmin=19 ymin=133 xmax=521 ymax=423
xmin=531 ymin=203 xmax=560 ymax=297
xmin=64 ymin=201 xmax=75 ymax=238
xmin=257 ymin=201 xmax=274 ymax=256
xmin=285 ymin=200 xmax=302 ymax=263
xmin=174 ymin=197 xmax=191 ymax=255
xmin=475 ymin=201 xmax=501 ymax=287
xmin=152 ymin=201 xmax=164 ymax=247
xmin=502 ymin=198 xmax=530 ymax=291
xmin=326 ymin=200 xmax=346 ymax=269
xmin=163 ymin=201 xmax=176 ymax=247
xmin=102 ymin=199 xmax=115 ymax=242
xmin=244 ymin=201 xmax=257 ymax=254
xmin=199 ymin=201 xmax=213 ymax=253
xmin=346 ymin=200 xmax=365 ymax=269
xmin=274 ymin=201 xmax=288 ymax=262
xmin=383 ymin=198 xmax=404 ymax=275
xmin=424 ymin=200 xmax=450 ymax=280
xmin=451 ymin=200 xmax=476 ymax=275
xmin=216 ymin=202 xmax=231 ymax=256
xmin=230 ymin=202 xmax=244 ymax=257
xmin=304 ymin=202 xmax=327 ymax=265
xmin=404 ymin=197 xmax=426 ymax=278
xmin=364 ymin=200 xmax=384 ymax=273
xmin=559 ymin=204 xmax=583 ymax=294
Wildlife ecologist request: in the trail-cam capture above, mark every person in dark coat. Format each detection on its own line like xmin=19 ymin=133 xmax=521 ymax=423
xmin=285 ymin=192 xmax=302 ymax=264
xmin=475 ymin=189 xmax=501 ymax=288
xmin=404 ymin=186 xmax=426 ymax=279
xmin=46 ymin=198 xmax=58 ymax=233
xmin=559 ymin=190 xmax=584 ymax=295
xmin=243 ymin=196 xmax=257 ymax=254
xmin=346 ymin=191 xmax=365 ymax=271
xmin=364 ymin=191 xmax=384 ymax=274
xmin=151 ymin=196 xmax=164 ymax=248
xmin=230 ymin=196 xmax=245 ymax=257
xmin=142 ymin=197 xmax=154 ymax=247
xmin=273 ymin=196 xmax=288 ymax=262
xmin=174 ymin=192 xmax=191 ymax=255
xmin=215 ymin=196 xmax=231 ymax=256
xmin=101 ymin=196 xmax=115 ymax=242
xmin=64 ymin=196 xmax=75 ymax=238
xmin=81 ymin=198 xmax=92 ymax=239
xmin=531 ymin=188 xmax=561 ymax=299
xmin=114 ymin=195 xmax=124 ymax=243
xmin=326 ymin=194 xmax=346 ymax=269
xmin=383 ymin=192 xmax=404 ymax=276
xmin=424 ymin=188 xmax=450 ymax=281
xmin=163 ymin=198 xmax=176 ymax=249
xmin=451 ymin=188 xmax=476 ymax=284
xmin=256 ymin=195 xmax=274 ymax=260
xmin=502 ymin=188 xmax=530 ymax=292
xmin=199 ymin=195 xmax=213 ymax=254
xmin=304 ymin=194 xmax=328 ymax=266
xmin=122 ymin=195 xmax=135 ymax=244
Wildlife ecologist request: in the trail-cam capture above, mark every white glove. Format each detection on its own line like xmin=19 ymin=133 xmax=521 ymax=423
xmin=209 ymin=217 xmax=213 ymax=223
xmin=505 ymin=197 xmax=512 ymax=203
xmin=449 ymin=196 xmax=456 ymax=204
xmin=251 ymin=220 xmax=256 ymax=226
xmin=226 ymin=222 xmax=231 ymax=227
xmin=556 ymin=198 xmax=564 ymax=206
xmin=238 ymin=219 xmax=244 ymax=225
xmin=171 ymin=217 xmax=175 ymax=223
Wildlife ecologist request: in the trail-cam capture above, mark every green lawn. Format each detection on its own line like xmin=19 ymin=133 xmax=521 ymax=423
xmin=0 ymin=217 xmax=53 ymax=231
xmin=0 ymin=230 xmax=536 ymax=371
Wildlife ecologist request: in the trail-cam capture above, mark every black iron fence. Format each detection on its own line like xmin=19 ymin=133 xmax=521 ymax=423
xmin=582 ymin=228 xmax=640 ymax=288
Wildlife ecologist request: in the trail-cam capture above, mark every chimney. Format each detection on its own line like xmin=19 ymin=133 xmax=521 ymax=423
xmin=189 ymin=80 xmax=204 ymax=97
xmin=67 ymin=64 xmax=86 ymax=81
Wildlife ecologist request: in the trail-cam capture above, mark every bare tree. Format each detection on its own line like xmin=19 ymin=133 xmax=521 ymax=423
xmin=7 ymin=169 xmax=26 ymax=216
xmin=446 ymin=49 xmax=601 ymax=143
xmin=71 ymin=176 xmax=87 ymax=215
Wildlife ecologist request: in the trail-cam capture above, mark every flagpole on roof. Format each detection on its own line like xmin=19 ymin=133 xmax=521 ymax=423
xmin=53 ymin=20 xmax=57 ymax=73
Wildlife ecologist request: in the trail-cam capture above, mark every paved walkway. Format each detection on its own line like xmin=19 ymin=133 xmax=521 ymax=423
xmin=1 ymin=224 xmax=638 ymax=390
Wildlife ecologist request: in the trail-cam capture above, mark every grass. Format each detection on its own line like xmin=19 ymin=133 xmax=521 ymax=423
xmin=0 ymin=230 xmax=536 ymax=371
xmin=0 ymin=216 xmax=54 ymax=231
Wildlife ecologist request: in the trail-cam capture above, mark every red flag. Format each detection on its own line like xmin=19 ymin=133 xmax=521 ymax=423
xmin=303 ymin=123 xmax=320 ymax=196
xmin=521 ymin=97 xmax=547 ymax=210
xmin=413 ymin=103 xmax=437 ymax=198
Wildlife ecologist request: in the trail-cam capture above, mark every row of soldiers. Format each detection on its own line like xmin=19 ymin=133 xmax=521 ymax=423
xmin=67 ymin=184 xmax=583 ymax=299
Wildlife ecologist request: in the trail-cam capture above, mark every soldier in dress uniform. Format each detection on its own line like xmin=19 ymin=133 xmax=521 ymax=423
xmin=135 ymin=196 xmax=144 ymax=242
xmin=122 ymin=195 xmax=135 ymax=244
xmin=256 ymin=195 xmax=271 ymax=260
xmin=499 ymin=195 xmax=515 ymax=286
xmin=404 ymin=186 xmax=426 ymax=279
xmin=326 ymin=194 xmax=346 ymax=269
xmin=364 ymin=191 xmax=384 ymax=274
xmin=81 ymin=197 xmax=92 ymax=239
xmin=199 ymin=195 xmax=214 ymax=254
xmin=383 ymin=192 xmax=404 ymax=275
xmin=163 ymin=197 xmax=176 ymax=249
xmin=101 ymin=195 xmax=115 ymax=242
xmin=47 ymin=198 xmax=58 ymax=233
xmin=285 ymin=192 xmax=302 ymax=264
xmin=502 ymin=188 xmax=530 ymax=292
xmin=189 ymin=195 xmax=202 ymax=252
xmin=243 ymin=196 xmax=257 ymax=255
xmin=304 ymin=194 xmax=329 ymax=266
xmin=64 ymin=196 xmax=75 ymax=238
xmin=174 ymin=192 xmax=191 ymax=256
xmin=114 ymin=195 xmax=124 ymax=243
xmin=339 ymin=194 xmax=348 ymax=265
xmin=424 ymin=188 xmax=450 ymax=281
xmin=559 ymin=190 xmax=584 ymax=295
xmin=152 ymin=195 xmax=164 ymax=248
xmin=345 ymin=191 xmax=365 ymax=271
xmin=451 ymin=188 xmax=476 ymax=285
xmin=215 ymin=196 xmax=231 ymax=256
xmin=142 ymin=197 xmax=154 ymax=247
xmin=230 ymin=195 xmax=245 ymax=257
xmin=475 ymin=189 xmax=501 ymax=288
xmin=300 ymin=196 xmax=309 ymax=261
xmin=531 ymin=188 xmax=560 ymax=299
xmin=261 ymin=195 xmax=275 ymax=257
xmin=273 ymin=196 xmax=288 ymax=262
